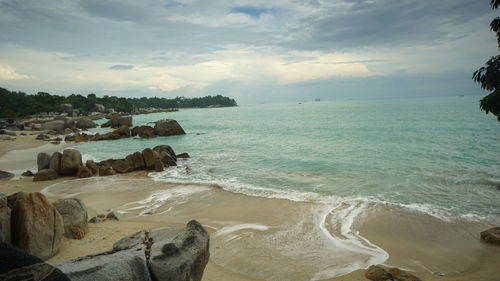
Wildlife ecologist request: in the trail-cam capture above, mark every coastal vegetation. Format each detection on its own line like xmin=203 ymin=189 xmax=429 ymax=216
xmin=473 ymin=0 xmax=500 ymax=121
xmin=0 ymin=87 xmax=237 ymax=118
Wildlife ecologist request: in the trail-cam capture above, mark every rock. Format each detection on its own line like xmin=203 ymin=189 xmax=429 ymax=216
xmin=89 ymin=216 xmax=104 ymax=223
xmin=176 ymin=152 xmax=190 ymax=159
xmin=0 ymin=135 xmax=14 ymax=140
xmin=154 ymin=158 xmax=164 ymax=172
xmin=36 ymin=134 xmax=50 ymax=140
xmin=0 ymin=194 xmax=11 ymax=243
xmin=153 ymin=119 xmax=186 ymax=136
xmin=99 ymin=165 xmax=116 ymax=176
xmin=152 ymin=145 xmax=177 ymax=160
xmin=159 ymin=151 xmax=176 ymax=167
xmin=50 ymin=152 xmax=62 ymax=174
xmin=148 ymin=220 xmax=209 ymax=281
xmin=60 ymin=149 xmax=82 ymax=176
xmin=365 ymin=265 xmax=392 ymax=281
xmin=32 ymin=123 xmax=43 ymax=130
xmin=127 ymin=152 xmax=145 ymax=170
xmin=101 ymin=116 xmax=133 ymax=128
xmin=480 ymin=227 xmax=500 ymax=245
xmin=54 ymin=199 xmax=88 ymax=240
xmin=33 ymin=169 xmax=58 ymax=181
xmin=22 ymin=170 xmax=34 ymax=177
xmin=8 ymin=192 xmax=64 ymax=260
xmin=112 ymin=125 xmax=131 ymax=138
xmin=106 ymin=211 xmax=123 ymax=220
xmin=59 ymin=103 xmax=73 ymax=113
xmin=54 ymin=116 xmax=75 ymax=129
xmin=0 ymin=129 xmax=16 ymax=136
xmin=111 ymin=159 xmax=134 ymax=173
xmin=75 ymin=118 xmax=97 ymax=129
xmin=137 ymin=125 xmax=156 ymax=138
xmin=0 ymin=242 xmax=71 ymax=281
xmin=389 ymin=267 xmax=422 ymax=281
xmin=37 ymin=152 xmax=51 ymax=171
xmin=142 ymin=148 xmax=155 ymax=170
xmin=0 ymin=170 xmax=14 ymax=180
xmin=42 ymin=120 xmax=65 ymax=131
xmin=94 ymin=103 xmax=106 ymax=113
xmin=56 ymin=245 xmax=151 ymax=281
xmin=76 ymin=166 xmax=93 ymax=178
xmin=86 ymin=160 xmax=99 ymax=175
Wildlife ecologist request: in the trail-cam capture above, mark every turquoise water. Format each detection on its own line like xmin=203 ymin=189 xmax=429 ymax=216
xmin=77 ymin=96 xmax=500 ymax=223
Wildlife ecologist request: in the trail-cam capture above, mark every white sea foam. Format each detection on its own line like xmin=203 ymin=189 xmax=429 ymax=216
xmin=215 ymin=224 xmax=270 ymax=237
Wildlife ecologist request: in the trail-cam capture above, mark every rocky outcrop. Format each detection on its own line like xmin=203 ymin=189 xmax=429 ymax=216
xmin=480 ymin=227 xmax=500 ymax=245
xmin=37 ymin=152 xmax=51 ymax=171
xmin=60 ymin=149 xmax=82 ymax=176
xmin=75 ymin=118 xmax=97 ymax=130
xmin=99 ymin=165 xmax=116 ymax=176
xmin=142 ymin=148 xmax=156 ymax=170
xmin=0 ymin=242 xmax=71 ymax=281
xmin=53 ymin=199 xmax=88 ymax=240
xmin=34 ymin=169 xmax=58 ymax=181
xmin=101 ymin=116 xmax=133 ymax=128
xmin=153 ymin=119 xmax=186 ymax=136
xmin=126 ymin=152 xmax=145 ymax=170
xmin=112 ymin=159 xmax=134 ymax=173
xmin=0 ymin=194 xmax=11 ymax=243
xmin=8 ymin=192 xmax=64 ymax=260
xmin=42 ymin=120 xmax=65 ymax=131
xmin=365 ymin=265 xmax=422 ymax=281
xmin=50 ymin=152 xmax=62 ymax=174
xmin=56 ymin=220 xmax=209 ymax=281
xmin=131 ymin=125 xmax=156 ymax=138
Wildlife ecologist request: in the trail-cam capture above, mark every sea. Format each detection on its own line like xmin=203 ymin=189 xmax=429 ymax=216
xmin=75 ymin=95 xmax=500 ymax=224
xmin=42 ymin=95 xmax=500 ymax=280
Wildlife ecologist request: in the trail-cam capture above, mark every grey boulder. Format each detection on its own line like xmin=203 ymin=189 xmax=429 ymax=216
xmin=37 ymin=152 xmax=51 ymax=171
xmin=49 ymin=152 xmax=62 ymax=174
xmin=480 ymin=227 xmax=500 ymax=245
xmin=60 ymin=149 xmax=82 ymax=176
xmin=153 ymin=119 xmax=186 ymax=136
xmin=75 ymin=118 xmax=97 ymax=129
xmin=33 ymin=169 xmax=58 ymax=181
xmin=54 ymin=199 xmax=88 ymax=240
xmin=42 ymin=120 xmax=65 ymax=131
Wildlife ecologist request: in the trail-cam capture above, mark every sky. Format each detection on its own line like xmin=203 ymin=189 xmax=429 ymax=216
xmin=0 ymin=0 xmax=497 ymax=104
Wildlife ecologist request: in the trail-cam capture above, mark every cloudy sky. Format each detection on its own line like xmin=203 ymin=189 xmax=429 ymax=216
xmin=0 ymin=0 xmax=497 ymax=103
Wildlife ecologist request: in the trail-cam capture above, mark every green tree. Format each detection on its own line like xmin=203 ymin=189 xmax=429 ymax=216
xmin=473 ymin=0 xmax=500 ymax=121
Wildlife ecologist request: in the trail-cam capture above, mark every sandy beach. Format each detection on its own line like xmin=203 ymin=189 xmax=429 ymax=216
xmin=1 ymin=136 xmax=499 ymax=281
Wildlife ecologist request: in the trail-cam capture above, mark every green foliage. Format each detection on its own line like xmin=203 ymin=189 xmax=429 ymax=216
xmin=0 ymin=87 xmax=237 ymax=118
xmin=473 ymin=0 xmax=500 ymax=121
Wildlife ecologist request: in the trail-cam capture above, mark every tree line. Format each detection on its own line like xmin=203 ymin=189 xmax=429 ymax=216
xmin=0 ymin=87 xmax=237 ymax=118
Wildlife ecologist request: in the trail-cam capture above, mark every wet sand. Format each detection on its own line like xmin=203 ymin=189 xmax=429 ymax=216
xmin=1 ymin=140 xmax=499 ymax=281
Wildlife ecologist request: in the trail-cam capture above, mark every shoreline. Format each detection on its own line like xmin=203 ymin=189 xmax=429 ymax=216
xmin=0 ymin=137 xmax=499 ymax=281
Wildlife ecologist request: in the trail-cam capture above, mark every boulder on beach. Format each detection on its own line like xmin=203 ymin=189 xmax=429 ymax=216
xmin=50 ymin=152 xmax=63 ymax=174
xmin=154 ymin=158 xmax=164 ymax=172
xmin=54 ymin=199 xmax=88 ymax=240
xmin=22 ymin=170 xmax=34 ymax=177
xmin=76 ymin=166 xmax=93 ymax=178
xmin=54 ymin=116 xmax=75 ymax=129
xmin=0 ymin=193 xmax=11 ymax=243
xmin=0 ymin=242 xmax=71 ymax=281
xmin=153 ymin=145 xmax=176 ymax=160
xmin=42 ymin=120 xmax=65 ymax=131
xmin=142 ymin=148 xmax=156 ymax=170
xmin=127 ymin=151 xmax=145 ymax=170
xmin=86 ymin=160 xmax=99 ymax=175
xmin=365 ymin=265 xmax=422 ymax=281
xmin=37 ymin=152 xmax=51 ymax=171
xmin=36 ymin=134 xmax=50 ymax=140
xmin=56 ymin=220 xmax=209 ymax=281
xmin=34 ymin=169 xmax=58 ymax=181
xmin=158 ymin=151 xmax=176 ymax=167
xmin=153 ymin=119 xmax=185 ymax=136
xmin=99 ymin=165 xmax=116 ymax=176
xmin=0 ymin=170 xmax=14 ymax=180
xmin=102 ymin=116 xmax=133 ymax=128
xmin=0 ymin=129 xmax=16 ymax=136
xmin=75 ymin=118 xmax=97 ymax=129
xmin=480 ymin=227 xmax=500 ymax=245
xmin=106 ymin=211 xmax=123 ymax=221
xmin=60 ymin=149 xmax=82 ymax=176
xmin=94 ymin=104 xmax=106 ymax=113
xmin=8 ymin=192 xmax=64 ymax=260
xmin=112 ymin=159 xmax=134 ymax=173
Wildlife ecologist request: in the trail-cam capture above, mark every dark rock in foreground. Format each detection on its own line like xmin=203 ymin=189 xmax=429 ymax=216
xmin=0 ymin=194 xmax=11 ymax=243
xmin=0 ymin=242 xmax=71 ymax=281
xmin=480 ymin=227 xmax=500 ymax=245
xmin=56 ymin=220 xmax=209 ymax=281
xmin=8 ymin=192 xmax=64 ymax=260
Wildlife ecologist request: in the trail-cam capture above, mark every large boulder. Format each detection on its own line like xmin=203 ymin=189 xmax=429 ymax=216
xmin=153 ymin=145 xmax=176 ymax=160
xmin=94 ymin=104 xmax=106 ymax=113
xmin=480 ymin=227 xmax=500 ymax=245
xmin=126 ymin=152 xmax=145 ymax=170
xmin=136 ymin=126 xmax=157 ymax=138
xmin=153 ymin=119 xmax=185 ymax=136
xmin=54 ymin=199 xmax=88 ymax=240
xmin=42 ymin=120 xmax=65 ymax=131
xmin=59 ymin=104 xmax=73 ymax=113
xmin=111 ymin=159 xmax=134 ymax=173
xmin=86 ymin=160 xmax=99 ymax=175
xmin=154 ymin=158 xmax=164 ymax=172
xmin=0 ymin=242 xmax=71 ymax=281
xmin=60 ymin=149 xmax=82 ymax=176
xmin=54 ymin=116 xmax=75 ymax=129
xmin=142 ymin=148 xmax=155 ymax=170
xmin=8 ymin=192 xmax=64 ymax=260
xmin=99 ymin=165 xmax=116 ymax=176
xmin=148 ymin=220 xmax=209 ymax=281
xmin=158 ymin=151 xmax=176 ymax=167
xmin=75 ymin=118 xmax=97 ymax=129
xmin=76 ymin=166 xmax=93 ymax=178
xmin=0 ymin=194 xmax=11 ymax=243
xmin=34 ymin=169 xmax=58 ymax=181
xmin=113 ymin=125 xmax=131 ymax=138
xmin=37 ymin=152 xmax=51 ymax=171
xmin=101 ymin=116 xmax=133 ymax=128
xmin=50 ymin=152 xmax=63 ymax=174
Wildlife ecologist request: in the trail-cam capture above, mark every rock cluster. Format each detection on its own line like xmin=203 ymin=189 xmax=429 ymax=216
xmin=56 ymin=220 xmax=209 ymax=281
xmin=365 ymin=265 xmax=422 ymax=281
xmin=33 ymin=145 xmax=188 ymax=181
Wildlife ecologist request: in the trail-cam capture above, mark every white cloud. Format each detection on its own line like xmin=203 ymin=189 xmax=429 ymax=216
xmin=0 ymin=64 xmax=30 ymax=80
